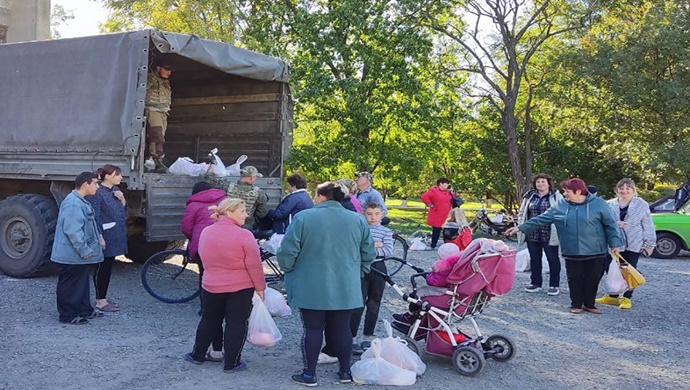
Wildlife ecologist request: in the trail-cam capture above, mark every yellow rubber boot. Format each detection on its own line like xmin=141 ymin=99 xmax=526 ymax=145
xmin=595 ymin=294 xmax=623 ymax=306
xmin=619 ymin=298 xmax=632 ymax=309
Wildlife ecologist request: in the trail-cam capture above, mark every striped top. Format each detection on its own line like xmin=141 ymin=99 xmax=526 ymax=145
xmin=369 ymin=223 xmax=394 ymax=258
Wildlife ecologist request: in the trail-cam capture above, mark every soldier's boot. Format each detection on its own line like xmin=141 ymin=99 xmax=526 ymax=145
xmin=153 ymin=155 xmax=168 ymax=173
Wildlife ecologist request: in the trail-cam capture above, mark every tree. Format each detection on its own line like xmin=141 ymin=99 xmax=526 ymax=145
xmin=419 ymin=0 xmax=595 ymax=196
xmin=51 ymin=4 xmax=75 ymax=39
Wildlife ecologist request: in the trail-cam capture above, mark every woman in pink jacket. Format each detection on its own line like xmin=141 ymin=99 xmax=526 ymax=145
xmin=420 ymin=178 xmax=453 ymax=249
xmin=184 ymin=198 xmax=266 ymax=372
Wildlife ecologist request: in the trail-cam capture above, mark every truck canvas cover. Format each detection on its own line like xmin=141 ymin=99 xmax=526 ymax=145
xmin=0 ymin=29 xmax=289 ymax=155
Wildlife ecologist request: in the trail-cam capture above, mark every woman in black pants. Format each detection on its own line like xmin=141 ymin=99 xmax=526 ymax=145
xmin=87 ymin=164 xmax=127 ymax=312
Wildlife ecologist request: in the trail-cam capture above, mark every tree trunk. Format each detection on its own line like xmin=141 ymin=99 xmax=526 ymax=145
xmin=502 ymin=99 xmax=527 ymax=197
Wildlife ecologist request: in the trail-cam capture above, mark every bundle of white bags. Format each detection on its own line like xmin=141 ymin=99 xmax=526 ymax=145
xmin=515 ymin=248 xmax=550 ymax=273
xmin=264 ymin=287 xmax=292 ymax=317
xmin=351 ymin=320 xmax=425 ymax=386
xmin=167 ymin=148 xmax=247 ymax=177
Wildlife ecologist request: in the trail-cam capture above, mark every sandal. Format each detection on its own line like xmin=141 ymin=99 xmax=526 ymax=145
xmin=570 ymin=308 xmax=583 ymax=314
xmin=60 ymin=317 xmax=89 ymax=325
xmin=96 ymin=302 xmax=120 ymax=312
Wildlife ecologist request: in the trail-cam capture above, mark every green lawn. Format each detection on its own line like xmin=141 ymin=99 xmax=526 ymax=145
xmin=384 ymin=199 xmax=505 ymax=235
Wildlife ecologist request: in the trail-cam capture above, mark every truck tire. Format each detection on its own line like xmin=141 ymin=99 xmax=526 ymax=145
xmin=0 ymin=194 xmax=58 ymax=277
xmin=127 ymin=233 xmax=186 ymax=264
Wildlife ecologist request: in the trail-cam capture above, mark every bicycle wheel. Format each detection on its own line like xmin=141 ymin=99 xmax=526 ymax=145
xmin=392 ymin=233 xmax=409 ymax=262
xmin=382 ymin=256 xmax=407 ymax=277
xmin=141 ymin=249 xmax=201 ymax=303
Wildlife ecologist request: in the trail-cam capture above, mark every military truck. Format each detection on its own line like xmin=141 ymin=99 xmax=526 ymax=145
xmin=0 ymin=30 xmax=293 ymax=277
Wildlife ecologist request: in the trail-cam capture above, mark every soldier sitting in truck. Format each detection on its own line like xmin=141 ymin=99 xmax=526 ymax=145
xmin=145 ymin=60 xmax=173 ymax=173
xmin=205 ymin=164 xmax=269 ymax=231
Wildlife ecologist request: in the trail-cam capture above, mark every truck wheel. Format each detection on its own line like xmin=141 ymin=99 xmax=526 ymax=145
xmin=0 ymin=195 xmax=58 ymax=277
xmin=127 ymin=233 xmax=186 ymax=264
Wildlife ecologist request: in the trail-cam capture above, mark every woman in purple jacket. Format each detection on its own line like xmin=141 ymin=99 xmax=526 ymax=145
xmin=181 ymin=181 xmax=227 ymax=360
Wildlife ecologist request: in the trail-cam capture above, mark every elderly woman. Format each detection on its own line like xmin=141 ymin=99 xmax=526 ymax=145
xmin=517 ymin=173 xmax=564 ymax=296
xmin=596 ymin=178 xmax=656 ymax=310
xmin=278 ymin=182 xmax=376 ymax=386
xmin=184 ymin=198 xmax=266 ymax=372
xmin=507 ymin=178 xmax=622 ymax=314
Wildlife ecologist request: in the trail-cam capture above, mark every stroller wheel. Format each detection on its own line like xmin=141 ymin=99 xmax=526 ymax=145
xmin=452 ymin=346 xmax=485 ymax=377
xmin=483 ymin=334 xmax=516 ymax=362
xmin=401 ymin=336 xmax=422 ymax=357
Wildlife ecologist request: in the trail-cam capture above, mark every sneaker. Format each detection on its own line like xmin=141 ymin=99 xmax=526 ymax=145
xmin=547 ymin=287 xmax=560 ymax=296
xmin=317 ymin=352 xmax=338 ymax=365
xmin=224 ymin=361 xmax=247 ymax=373
xmin=392 ymin=312 xmax=414 ymax=324
xmin=292 ymin=372 xmax=318 ymax=387
xmin=360 ymin=340 xmax=372 ymax=351
xmin=524 ymin=285 xmax=542 ymax=293
xmin=619 ymin=297 xmax=632 ymax=309
xmin=390 ymin=321 xmax=411 ymax=335
xmin=352 ymin=343 xmax=364 ymax=355
xmin=183 ymin=352 xmax=203 ymax=365
xmin=337 ymin=371 xmax=353 ymax=383
xmin=595 ymin=294 xmax=623 ymax=306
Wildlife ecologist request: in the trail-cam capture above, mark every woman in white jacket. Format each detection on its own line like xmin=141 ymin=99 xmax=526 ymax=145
xmin=517 ymin=173 xmax=564 ymax=296
xmin=596 ymin=178 xmax=656 ymax=309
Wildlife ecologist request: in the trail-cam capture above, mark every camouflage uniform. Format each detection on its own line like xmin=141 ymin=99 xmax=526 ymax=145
xmin=145 ymin=72 xmax=172 ymax=160
xmin=204 ymin=173 xmax=269 ymax=230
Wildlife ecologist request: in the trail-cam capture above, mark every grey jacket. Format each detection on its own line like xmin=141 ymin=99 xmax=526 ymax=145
xmin=607 ymin=196 xmax=656 ymax=253
xmin=51 ymin=191 xmax=104 ymax=265
xmin=517 ymin=189 xmax=563 ymax=247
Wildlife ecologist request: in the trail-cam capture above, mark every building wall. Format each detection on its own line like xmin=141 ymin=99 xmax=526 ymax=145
xmin=1 ymin=0 xmax=51 ymax=43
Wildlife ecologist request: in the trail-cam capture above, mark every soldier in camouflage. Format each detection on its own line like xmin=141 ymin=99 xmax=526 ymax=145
xmin=145 ymin=61 xmax=173 ymax=172
xmin=205 ymin=165 xmax=269 ymax=230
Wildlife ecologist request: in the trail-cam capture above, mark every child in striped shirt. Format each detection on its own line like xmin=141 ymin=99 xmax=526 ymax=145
xmin=350 ymin=202 xmax=394 ymax=354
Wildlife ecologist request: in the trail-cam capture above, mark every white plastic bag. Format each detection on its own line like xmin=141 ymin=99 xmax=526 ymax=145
xmin=208 ymin=148 xmax=228 ymax=177
xmin=264 ymin=287 xmax=292 ymax=317
xmin=409 ymin=237 xmax=427 ymax=251
xmin=351 ymin=339 xmax=416 ymax=386
xmin=247 ymin=293 xmax=282 ymax=347
xmin=167 ymin=157 xmax=209 ymax=176
xmin=515 ymin=248 xmax=549 ymax=272
xmin=260 ymin=233 xmax=284 ymax=255
xmin=361 ymin=321 xmax=426 ymax=375
xmin=606 ymin=259 xmax=628 ymax=295
xmin=225 ymin=154 xmax=247 ymax=177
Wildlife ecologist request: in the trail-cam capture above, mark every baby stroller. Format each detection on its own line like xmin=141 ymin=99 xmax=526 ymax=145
xmin=377 ymin=238 xmax=517 ymax=376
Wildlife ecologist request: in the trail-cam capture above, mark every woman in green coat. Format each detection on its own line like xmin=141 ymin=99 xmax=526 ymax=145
xmin=278 ymin=182 xmax=376 ymax=386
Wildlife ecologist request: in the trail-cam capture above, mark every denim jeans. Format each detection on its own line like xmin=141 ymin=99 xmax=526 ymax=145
xmin=526 ymin=241 xmax=561 ymax=287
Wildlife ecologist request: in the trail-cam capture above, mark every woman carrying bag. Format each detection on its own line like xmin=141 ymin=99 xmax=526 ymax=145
xmin=596 ymin=178 xmax=655 ymax=310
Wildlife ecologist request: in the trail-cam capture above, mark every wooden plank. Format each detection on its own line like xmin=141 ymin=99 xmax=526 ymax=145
xmin=172 ymin=101 xmax=279 ymax=116
xmin=168 ymin=112 xmax=279 ymax=123
xmin=166 ymin=121 xmax=278 ymax=134
xmin=173 ymin=93 xmax=280 ymax=106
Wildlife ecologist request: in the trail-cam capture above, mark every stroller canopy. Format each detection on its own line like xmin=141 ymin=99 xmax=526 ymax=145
xmin=445 ymin=238 xmax=516 ymax=296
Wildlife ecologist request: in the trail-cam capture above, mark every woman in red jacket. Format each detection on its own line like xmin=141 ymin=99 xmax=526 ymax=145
xmin=184 ymin=198 xmax=266 ymax=372
xmin=420 ymin=178 xmax=453 ymax=249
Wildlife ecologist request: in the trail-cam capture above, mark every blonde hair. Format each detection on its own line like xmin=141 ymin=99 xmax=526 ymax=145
xmin=446 ymin=207 xmax=469 ymax=228
xmin=336 ymin=178 xmax=357 ymax=195
xmin=615 ymin=178 xmax=638 ymax=196
xmin=208 ymin=198 xmax=245 ymax=220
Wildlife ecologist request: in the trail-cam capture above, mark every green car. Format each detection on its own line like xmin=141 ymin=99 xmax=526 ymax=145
xmin=651 ymin=198 xmax=690 ymax=258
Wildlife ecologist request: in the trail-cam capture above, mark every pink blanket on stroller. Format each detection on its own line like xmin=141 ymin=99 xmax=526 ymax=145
xmin=444 ymin=238 xmax=516 ymax=296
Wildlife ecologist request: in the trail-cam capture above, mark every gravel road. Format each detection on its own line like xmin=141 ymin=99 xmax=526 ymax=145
xmin=1 ymin=246 xmax=689 ymax=390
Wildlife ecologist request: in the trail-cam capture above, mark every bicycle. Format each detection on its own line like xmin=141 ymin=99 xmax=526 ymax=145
xmin=142 ymin=247 xmax=284 ymax=304
xmin=467 ymin=202 xmax=517 ymax=242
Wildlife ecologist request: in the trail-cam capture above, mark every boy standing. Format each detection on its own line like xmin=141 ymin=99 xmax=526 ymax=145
xmin=350 ymin=202 xmax=394 ymax=353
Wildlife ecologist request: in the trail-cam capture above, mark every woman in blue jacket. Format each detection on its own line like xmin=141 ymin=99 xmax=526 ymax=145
xmin=507 ymin=178 xmax=622 ymax=314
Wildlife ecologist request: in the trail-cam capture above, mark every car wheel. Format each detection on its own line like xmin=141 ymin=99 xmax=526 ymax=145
xmin=653 ymin=232 xmax=682 ymax=259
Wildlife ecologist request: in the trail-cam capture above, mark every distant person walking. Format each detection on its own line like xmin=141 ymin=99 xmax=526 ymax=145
xmin=86 ymin=165 xmax=128 ymax=312
xmin=517 ymin=173 xmax=564 ymax=296
xmin=421 ymin=178 xmax=453 ymax=249
xmin=52 ymin=172 xmax=104 ymax=325
xmin=596 ymin=178 xmax=656 ymax=310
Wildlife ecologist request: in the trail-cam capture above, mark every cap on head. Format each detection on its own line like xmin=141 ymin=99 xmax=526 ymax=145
xmin=437 ymin=243 xmax=461 ymax=259
xmin=356 ymin=171 xmax=373 ymax=183
xmin=192 ymin=181 xmax=212 ymax=195
xmin=240 ymin=166 xmax=263 ymax=178
xmin=156 ymin=60 xmax=174 ymax=71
